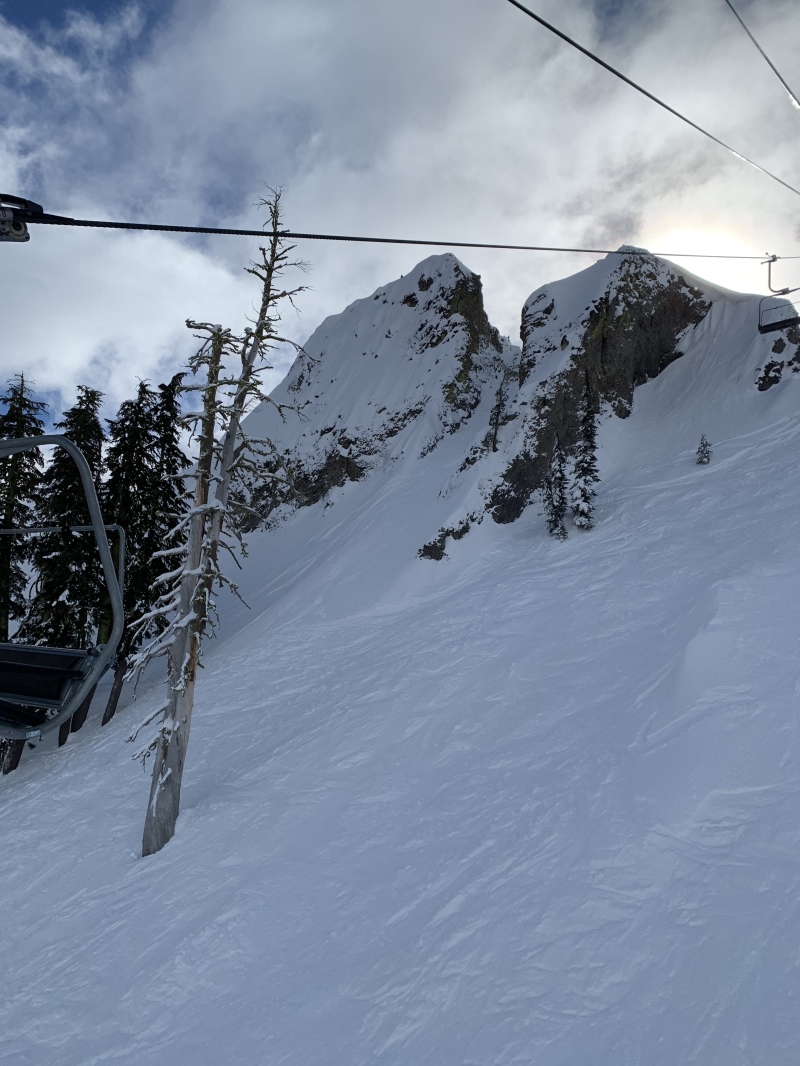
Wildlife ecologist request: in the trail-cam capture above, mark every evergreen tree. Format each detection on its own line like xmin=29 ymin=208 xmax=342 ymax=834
xmin=0 ymin=375 xmax=47 ymax=774
xmin=18 ymin=387 xmax=105 ymax=650
xmin=99 ymin=375 xmax=188 ymax=725
xmin=543 ymin=438 xmax=568 ymax=540
xmin=151 ymin=373 xmax=189 ymax=559
xmin=0 ymin=375 xmax=47 ymax=642
xmin=571 ymin=372 xmax=600 ymax=530
xmin=696 ymin=433 xmax=711 ymax=465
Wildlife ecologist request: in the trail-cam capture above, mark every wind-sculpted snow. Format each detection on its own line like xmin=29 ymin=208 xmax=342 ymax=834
xmin=3 ymin=257 xmax=800 ymax=1064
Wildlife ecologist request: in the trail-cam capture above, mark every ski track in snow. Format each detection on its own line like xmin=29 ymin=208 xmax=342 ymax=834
xmin=2 ymin=257 xmax=800 ymax=1064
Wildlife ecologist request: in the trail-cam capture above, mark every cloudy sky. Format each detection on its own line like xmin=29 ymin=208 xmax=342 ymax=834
xmin=1 ymin=0 xmax=799 ymax=416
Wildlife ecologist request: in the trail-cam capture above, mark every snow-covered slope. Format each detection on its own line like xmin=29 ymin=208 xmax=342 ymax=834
xmin=2 ymin=253 xmax=800 ymax=1065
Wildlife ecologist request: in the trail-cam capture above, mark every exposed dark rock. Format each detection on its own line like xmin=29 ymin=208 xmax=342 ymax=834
xmin=419 ymin=518 xmax=472 ymax=561
xmin=490 ymin=258 xmax=711 ymax=524
xmin=757 ymin=360 xmax=784 ymax=391
xmin=292 ymin=449 xmax=367 ymax=507
xmin=440 ymin=269 xmax=503 ymax=417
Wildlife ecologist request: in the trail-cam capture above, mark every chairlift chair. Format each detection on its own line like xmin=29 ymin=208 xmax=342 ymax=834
xmin=758 ymin=254 xmax=800 ymax=335
xmin=0 ymin=436 xmax=124 ymax=742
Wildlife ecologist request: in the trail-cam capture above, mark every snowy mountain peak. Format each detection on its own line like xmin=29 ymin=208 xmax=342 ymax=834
xmin=485 ymin=250 xmax=713 ymax=523
xmin=245 ymin=253 xmax=517 ymax=519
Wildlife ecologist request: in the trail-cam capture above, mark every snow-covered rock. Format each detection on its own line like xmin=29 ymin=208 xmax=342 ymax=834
xmin=484 ymin=248 xmax=712 ymax=524
xmin=244 ymin=253 xmax=517 ymax=520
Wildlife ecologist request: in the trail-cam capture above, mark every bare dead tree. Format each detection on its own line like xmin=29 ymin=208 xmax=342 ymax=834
xmin=128 ymin=190 xmax=307 ymax=856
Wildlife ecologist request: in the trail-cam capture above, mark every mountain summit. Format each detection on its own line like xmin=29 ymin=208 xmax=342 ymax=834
xmin=246 ymin=253 xmax=516 ymax=518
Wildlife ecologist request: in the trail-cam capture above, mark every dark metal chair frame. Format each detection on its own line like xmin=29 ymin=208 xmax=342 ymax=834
xmin=758 ymin=255 xmax=800 ymax=335
xmin=0 ymin=436 xmax=125 ymax=741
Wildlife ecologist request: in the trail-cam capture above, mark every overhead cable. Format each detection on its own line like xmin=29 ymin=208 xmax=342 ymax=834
xmin=503 ymin=0 xmax=800 ymax=200
xmin=9 ymin=207 xmax=787 ymax=259
xmin=5 ymin=196 xmax=796 ymax=260
xmin=722 ymin=0 xmax=800 ymax=111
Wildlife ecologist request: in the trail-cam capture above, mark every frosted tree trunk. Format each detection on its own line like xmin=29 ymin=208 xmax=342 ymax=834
xmin=141 ymin=330 xmax=222 ymax=857
xmin=139 ymin=197 xmax=297 ymax=856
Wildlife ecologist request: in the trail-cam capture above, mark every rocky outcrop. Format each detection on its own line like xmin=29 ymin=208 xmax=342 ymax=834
xmin=244 ymin=254 xmax=513 ymax=524
xmin=488 ymin=251 xmax=711 ymax=524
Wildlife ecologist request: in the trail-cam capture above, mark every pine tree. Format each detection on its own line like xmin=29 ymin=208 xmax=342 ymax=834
xmin=98 ymin=381 xmax=159 ymax=722
xmin=571 ymin=372 xmax=600 ymax=530
xmin=0 ymin=375 xmax=47 ymax=774
xmin=152 ymin=374 xmax=188 ymax=533
xmin=13 ymin=387 xmax=105 ymax=742
xmin=0 ymin=375 xmax=47 ymax=642
xmin=543 ymin=438 xmax=568 ymax=540
xmin=696 ymin=433 xmax=711 ymax=465
xmin=99 ymin=375 xmax=188 ymax=726
xmin=19 ymin=387 xmax=105 ymax=651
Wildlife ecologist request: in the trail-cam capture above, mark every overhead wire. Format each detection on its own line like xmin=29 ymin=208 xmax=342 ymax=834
xmin=722 ymin=0 xmax=800 ymax=111
xmin=503 ymin=0 xmax=800 ymax=200
xmin=11 ymin=208 xmax=796 ymax=259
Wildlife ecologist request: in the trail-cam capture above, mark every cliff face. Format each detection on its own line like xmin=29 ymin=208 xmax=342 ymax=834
xmin=486 ymin=250 xmax=711 ymax=523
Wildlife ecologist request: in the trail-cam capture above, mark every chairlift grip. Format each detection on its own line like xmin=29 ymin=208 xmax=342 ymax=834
xmin=762 ymin=254 xmax=800 ymax=296
xmin=0 ymin=436 xmax=124 ymax=741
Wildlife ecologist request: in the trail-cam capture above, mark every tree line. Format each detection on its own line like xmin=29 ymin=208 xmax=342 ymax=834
xmin=0 ymin=372 xmax=188 ymax=768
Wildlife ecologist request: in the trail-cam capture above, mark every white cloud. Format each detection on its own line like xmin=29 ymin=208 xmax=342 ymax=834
xmin=1 ymin=0 xmax=799 ymax=413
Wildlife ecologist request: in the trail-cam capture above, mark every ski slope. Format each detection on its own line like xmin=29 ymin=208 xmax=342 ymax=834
xmin=2 ymin=255 xmax=800 ymax=1065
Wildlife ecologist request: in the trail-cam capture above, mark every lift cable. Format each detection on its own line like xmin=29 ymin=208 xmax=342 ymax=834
xmin=503 ymin=0 xmax=800 ymax=200
xmin=722 ymin=0 xmax=800 ymax=111
xmin=3 ymin=198 xmax=796 ymax=260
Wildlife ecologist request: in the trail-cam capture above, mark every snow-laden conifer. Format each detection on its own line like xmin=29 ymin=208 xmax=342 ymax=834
xmin=571 ymin=372 xmax=600 ymax=530
xmin=696 ymin=433 xmax=711 ymax=465
xmin=99 ymin=377 xmax=190 ymax=726
xmin=15 ymin=387 xmax=105 ymax=740
xmin=0 ymin=375 xmax=47 ymax=773
xmin=128 ymin=190 xmax=305 ymax=856
xmin=0 ymin=375 xmax=47 ymax=643
xmin=543 ymin=439 xmax=568 ymax=540
xmin=19 ymin=387 xmax=105 ymax=650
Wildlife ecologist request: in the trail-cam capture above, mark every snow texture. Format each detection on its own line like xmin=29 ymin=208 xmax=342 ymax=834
xmin=2 ymin=252 xmax=800 ymax=1064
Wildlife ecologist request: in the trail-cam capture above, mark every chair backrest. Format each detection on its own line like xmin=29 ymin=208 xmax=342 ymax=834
xmin=0 ymin=644 xmax=95 ymax=708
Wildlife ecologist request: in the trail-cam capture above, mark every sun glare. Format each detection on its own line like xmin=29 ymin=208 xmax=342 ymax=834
xmin=641 ymin=227 xmax=768 ymax=296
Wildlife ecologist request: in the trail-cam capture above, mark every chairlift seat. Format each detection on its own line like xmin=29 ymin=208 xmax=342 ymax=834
xmin=0 ymin=643 xmax=97 ymax=709
xmin=758 ymin=312 xmax=800 ymax=335
xmin=0 ymin=699 xmax=46 ymax=730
